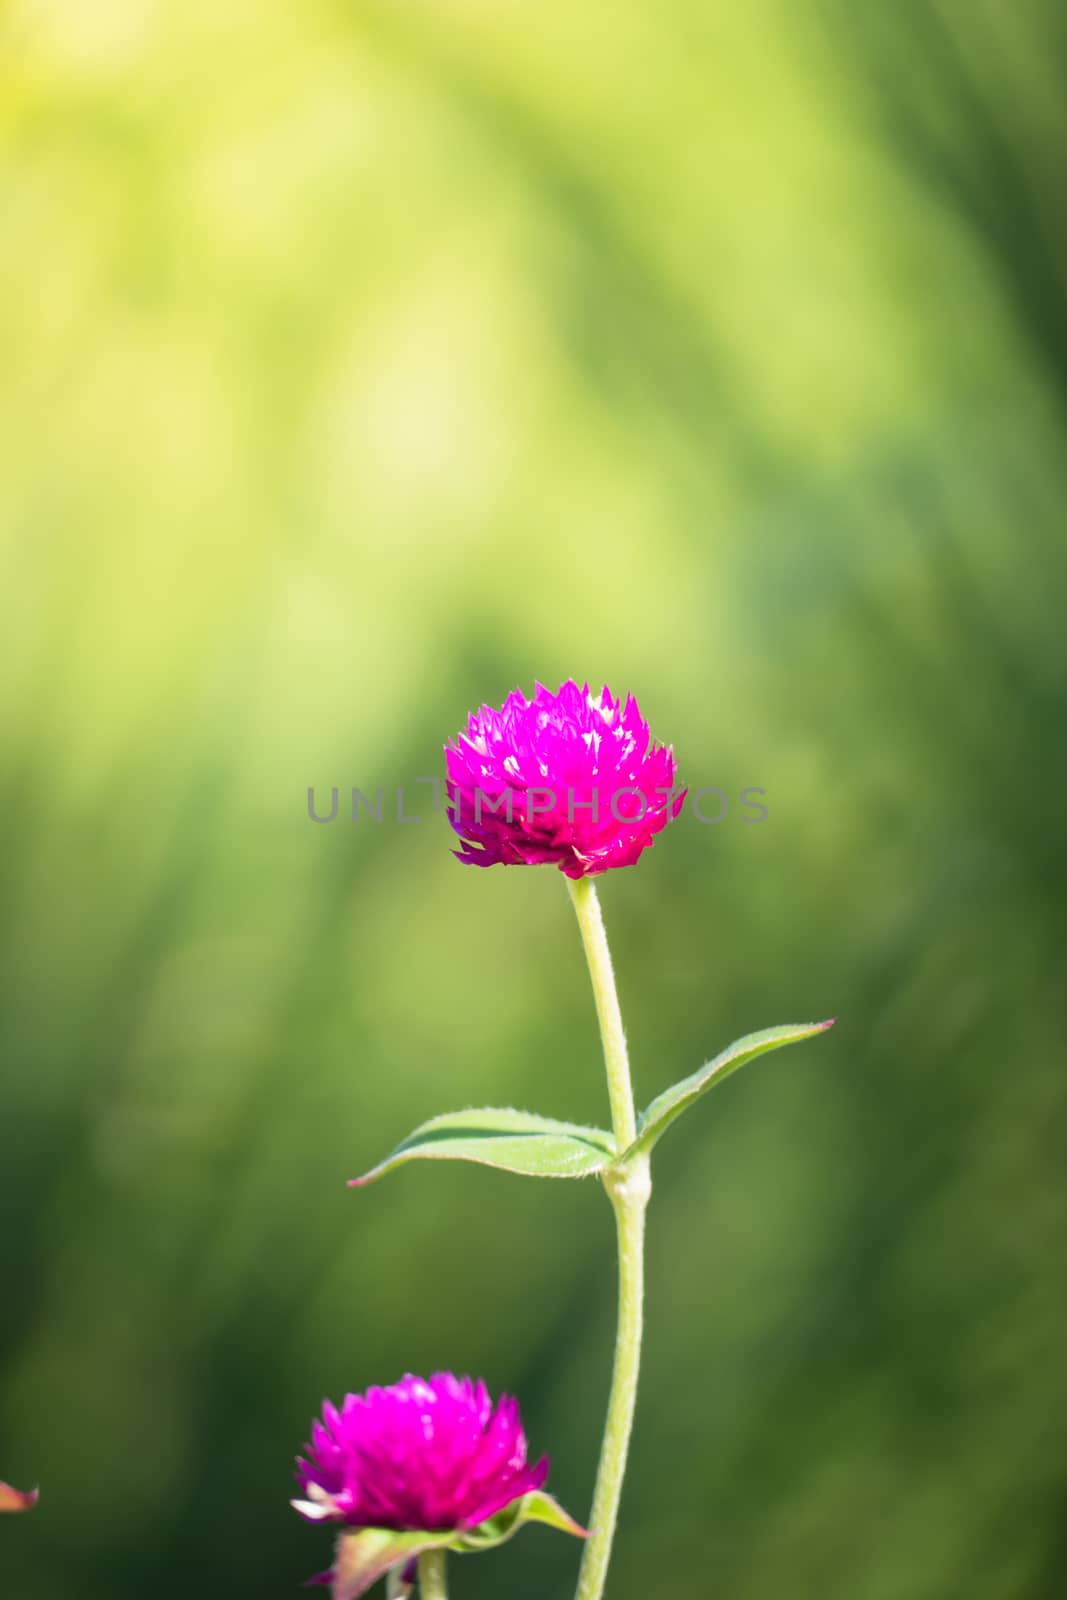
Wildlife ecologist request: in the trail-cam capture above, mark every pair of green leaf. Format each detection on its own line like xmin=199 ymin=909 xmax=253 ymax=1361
xmin=350 ymin=1021 xmax=834 ymax=1189
xmin=330 ymin=1491 xmax=586 ymax=1600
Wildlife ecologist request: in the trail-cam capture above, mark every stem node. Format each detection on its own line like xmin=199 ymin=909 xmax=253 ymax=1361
xmin=602 ymin=1154 xmax=652 ymax=1212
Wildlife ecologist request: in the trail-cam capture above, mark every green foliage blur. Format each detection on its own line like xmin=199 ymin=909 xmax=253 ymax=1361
xmin=2 ymin=2 xmax=1066 ymax=1596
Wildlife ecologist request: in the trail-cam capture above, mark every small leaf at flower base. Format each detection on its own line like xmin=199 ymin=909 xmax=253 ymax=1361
xmin=517 ymin=1491 xmax=589 ymax=1540
xmin=622 ymin=1021 xmax=836 ymax=1162
xmin=350 ymin=1108 xmax=615 ymax=1187
xmin=453 ymin=1491 xmax=588 ymax=1554
xmin=327 ymin=1495 xmax=585 ymax=1598
xmin=331 ymin=1529 xmax=450 ymax=1600
xmin=0 ymin=1480 xmax=38 ymax=1513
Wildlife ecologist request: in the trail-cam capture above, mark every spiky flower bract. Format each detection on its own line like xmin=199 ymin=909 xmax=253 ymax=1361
xmin=294 ymin=1373 xmax=548 ymax=1533
xmin=446 ymin=681 xmax=683 ymax=878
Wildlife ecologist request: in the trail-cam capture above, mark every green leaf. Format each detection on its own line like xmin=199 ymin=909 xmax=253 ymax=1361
xmin=517 ymin=1490 xmax=589 ymax=1540
xmin=349 ymin=1107 xmax=615 ymax=1187
xmin=331 ymin=1529 xmax=449 ymax=1600
xmin=453 ymin=1491 xmax=588 ymax=1553
xmin=327 ymin=1494 xmax=586 ymax=1597
xmin=622 ymin=1020 xmax=835 ymax=1162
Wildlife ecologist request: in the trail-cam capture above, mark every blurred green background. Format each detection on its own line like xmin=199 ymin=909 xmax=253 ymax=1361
xmin=2 ymin=1 xmax=1066 ymax=1596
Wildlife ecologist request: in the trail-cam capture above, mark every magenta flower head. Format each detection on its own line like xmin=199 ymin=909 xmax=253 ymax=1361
xmin=293 ymin=1373 xmax=584 ymax=1598
xmin=445 ymin=680 xmax=684 ymax=878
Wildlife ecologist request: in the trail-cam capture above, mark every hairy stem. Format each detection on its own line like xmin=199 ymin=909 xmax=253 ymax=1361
xmin=567 ymin=877 xmax=650 ymax=1600
xmin=418 ymin=1548 xmax=448 ymax=1600
xmin=566 ymin=878 xmax=637 ymax=1151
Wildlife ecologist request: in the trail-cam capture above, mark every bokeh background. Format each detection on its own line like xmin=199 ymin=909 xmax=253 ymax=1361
xmin=2 ymin=2 xmax=1066 ymax=1596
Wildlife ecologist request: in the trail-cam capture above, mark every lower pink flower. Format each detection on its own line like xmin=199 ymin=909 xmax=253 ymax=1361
xmin=293 ymin=1373 xmax=549 ymax=1534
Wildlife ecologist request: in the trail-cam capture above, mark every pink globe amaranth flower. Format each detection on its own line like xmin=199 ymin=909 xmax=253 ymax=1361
xmin=445 ymin=680 xmax=684 ymax=878
xmin=293 ymin=1373 xmax=549 ymax=1534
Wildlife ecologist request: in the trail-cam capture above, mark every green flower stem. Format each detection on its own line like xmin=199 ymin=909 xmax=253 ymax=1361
xmin=418 ymin=1549 xmax=449 ymax=1599
xmin=567 ymin=877 xmax=651 ymax=1600
xmin=567 ymin=878 xmax=637 ymax=1150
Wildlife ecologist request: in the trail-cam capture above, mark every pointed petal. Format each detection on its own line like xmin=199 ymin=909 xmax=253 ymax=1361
xmin=0 ymin=1480 xmax=38 ymax=1513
